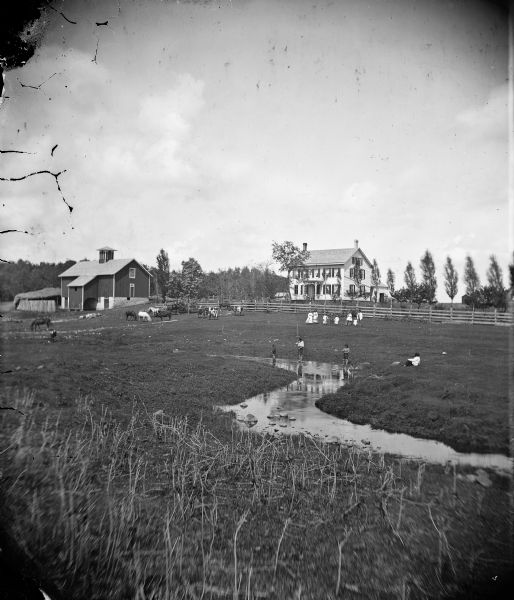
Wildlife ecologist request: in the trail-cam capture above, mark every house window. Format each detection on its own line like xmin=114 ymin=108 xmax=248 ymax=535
xmin=300 ymin=285 xmax=303 ymax=294
xmin=294 ymin=285 xmax=298 ymax=295
xmin=129 ymin=283 xmax=135 ymax=297
xmin=359 ymin=269 xmax=365 ymax=279
xmin=359 ymin=285 xmax=366 ymax=296
xmin=349 ymin=268 xmax=354 ymax=278
xmin=316 ymin=269 xmax=320 ymax=277
xmin=316 ymin=284 xmax=320 ymax=294
xmin=336 ymin=268 xmax=341 ymax=277
xmin=349 ymin=284 xmax=355 ymax=295
xmin=129 ymin=268 xmax=136 ymax=279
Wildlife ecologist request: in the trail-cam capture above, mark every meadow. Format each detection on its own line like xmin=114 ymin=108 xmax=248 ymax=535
xmin=0 ymin=306 xmax=511 ymax=599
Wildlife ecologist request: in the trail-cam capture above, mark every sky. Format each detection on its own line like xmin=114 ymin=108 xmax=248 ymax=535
xmin=0 ymin=0 xmax=511 ymax=301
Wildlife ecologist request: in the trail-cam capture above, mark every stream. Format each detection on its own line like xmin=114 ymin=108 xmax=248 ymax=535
xmin=217 ymin=357 xmax=512 ymax=473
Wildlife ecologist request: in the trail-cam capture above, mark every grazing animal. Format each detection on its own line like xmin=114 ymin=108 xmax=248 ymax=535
xmin=154 ymin=309 xmax=172 ymax=321
xmin=208 ymin=307 xmax=219 ymax=320
xmin=30 ymin=317 xmax=51 ymax=331
xmin=49 ymin=330 xmax=57 ymax=342
xmin=147 ymin=307 xmax=161 ymax=316
xmin=167 ymin=303 xmax=181 ymax=315
xmin=138 ymin=311 xmax=152 ymax=322
xmin=198 ymin=307 xmax=209 ymax=318
xmin=125 ymin=310 xmax=138 ymax=321
xmin=233 ymin=305 xmax=244 ymax=316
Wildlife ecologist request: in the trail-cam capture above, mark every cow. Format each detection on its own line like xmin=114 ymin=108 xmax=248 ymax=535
xmin=154 ymin=309 xmax=172 ymax=321
xmin=198 ymin=307 xmax=209 ymax=318
xmin=233 ymin=305 xmax=244 ymax=316
xmin=208 ymin=307 xmax=219 ymax=320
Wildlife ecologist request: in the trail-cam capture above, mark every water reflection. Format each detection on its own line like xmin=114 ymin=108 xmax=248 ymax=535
xmin=217 ymin=356 xmax=512 ymax=473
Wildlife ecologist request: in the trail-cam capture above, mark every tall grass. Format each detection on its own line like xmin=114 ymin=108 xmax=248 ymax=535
xmin=0 ymin=388 xmax=509 ymax=599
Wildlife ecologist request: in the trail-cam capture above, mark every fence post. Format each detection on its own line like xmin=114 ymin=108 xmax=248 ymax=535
xmin=450 ymin=305 xmax=453 ymax=321
xmin=373 ymin=303 xmax=376 ymax=318
xmin=390 ymin=302 xmax=393 ymax=317
xmin=494 ymin=308 xmax=497 ymax=325
xmin=471 ymin=308 xmax=474 ymax=325
xmin=429 ymin=306 xmax=432 ymax=323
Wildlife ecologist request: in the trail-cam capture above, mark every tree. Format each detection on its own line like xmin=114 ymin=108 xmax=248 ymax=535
xmin=155 ymin=249 xmax=170 ymax=302
xmin=181 ymin=257 xmax=204 ymax=306
xmin=167 ymin=270 xmax=183 ymax=299
xmin=419 ymin=250 xmax=437 ymax=303
xmin=463 ymin=255 xmax=480 ymax=308
xmin=443 ymin=256 xmax=458 ymax=304
xmin=404 ymin=262 xmax=417 ymax=299
xmin=509 ymin=252 xmax=514 ymax=296
xmin=271 ymin=241 xmax=310 ymax=297
xmin=386 ymin=269 xmax=395 ymax=296
xmin=486 ymin=255 xmax=505 ymax=310
xmin=371 ymin=259 xmax=381 ymax=302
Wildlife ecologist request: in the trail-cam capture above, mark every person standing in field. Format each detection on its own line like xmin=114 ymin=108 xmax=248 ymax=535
xmin=352 ymin=310 xmax=358 ymax=326
xmin=334 ymin=315 xmax=340 ymax=325
xmin=342 ymin=343 xmax=350 ymax=366
xmin=346 ymin=311 xmax=352 ymax=326
xmin=296 ymin=337 xmax=305 ymax=361
xmin=358 ymin=309 xmax=363 ymax=325
xmin=271 ymin=343 xmax=277 ymax=367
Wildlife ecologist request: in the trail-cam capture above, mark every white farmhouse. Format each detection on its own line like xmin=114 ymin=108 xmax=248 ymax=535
xmin=289 ymin=240 xmax=390 ymax=302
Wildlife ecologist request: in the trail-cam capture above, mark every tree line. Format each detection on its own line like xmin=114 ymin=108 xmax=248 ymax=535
xmin=153 ymin=249 xmax=287 ymax=303
xmin=0 ymin=259 xmax=76 ymax=301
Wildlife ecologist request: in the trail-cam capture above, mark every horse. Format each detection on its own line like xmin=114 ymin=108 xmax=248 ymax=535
xmin=233 ymin=305 xmax=244 ymax=316
xmin=147 ymin=307 xmax=161 ymax=316
xmin=154 ymin=309 xmax=172 ymax=321
xmin=208 ymin=307 xmax=219 ymax=320
xmin=198 ymin=307 xmax=209 ymax=318
xmin=138 ymin=311 xmax=152 ymax=322
xmin=30 ymin=316 xmax=51 ymax=331
xmin=125 ymin=310 xmax=138 ymax=321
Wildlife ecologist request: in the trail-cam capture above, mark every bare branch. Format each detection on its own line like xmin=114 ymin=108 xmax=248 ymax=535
xmin=51 ymin=144 xmax=58 ymax=156
xmin=0 ymin=229 xmax=31 ymax=235
xmin=0 ymin=169 xmax=73 ymax=213
xmin=96 ymin=21 xmax=109 ymax=26
xmin=19 ymin=73 xmax=57 ymax=90
xmin=45 ymin=3 xmax=77 ymax=24
xmin=0 ymin=150 xmax=34 ymax=154
xmin=91 ymin=39 xmax=100 ymax=64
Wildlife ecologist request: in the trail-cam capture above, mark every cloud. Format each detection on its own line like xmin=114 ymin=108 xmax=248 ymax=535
xmin=342 ymin=181 xmax=378 ymax=205
xmin=455 ymin=84 xmax=508 ymax=142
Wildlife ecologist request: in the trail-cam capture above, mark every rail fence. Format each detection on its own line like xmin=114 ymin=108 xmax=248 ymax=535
xmin=198 ymin=300 xmax=512 ymax=327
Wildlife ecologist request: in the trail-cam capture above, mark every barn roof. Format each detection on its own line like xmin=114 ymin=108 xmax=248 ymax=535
xmin=302 ymin=248 xmax=372 ymax=266
xmin=59 ymin=258 xmax=144 ymax=278
xmin=66 ymin=275 xmax=96 ymax=287
xmin=14 ymin=287 xmax=61 ymax=301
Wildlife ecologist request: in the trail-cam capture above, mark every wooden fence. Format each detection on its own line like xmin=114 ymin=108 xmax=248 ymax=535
xmin=199 ymin=300 xmax=512 ymax=326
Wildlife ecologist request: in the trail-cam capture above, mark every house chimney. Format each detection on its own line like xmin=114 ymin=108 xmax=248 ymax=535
xmin=354 ymin=239 xmax=358 ymax=249
xmin=303 ymin=242 xmax=307 ymax=251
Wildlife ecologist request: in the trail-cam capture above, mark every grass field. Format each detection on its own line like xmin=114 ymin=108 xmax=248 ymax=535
xmin=0 ymin=306 xmax=512 ymax=599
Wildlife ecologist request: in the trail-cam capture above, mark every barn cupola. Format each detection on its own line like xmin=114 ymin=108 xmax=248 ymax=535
xmin=97 ymin=246 xmax=117 ymax=263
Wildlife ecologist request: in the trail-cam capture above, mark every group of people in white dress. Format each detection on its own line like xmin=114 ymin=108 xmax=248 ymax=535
xmin=305 ymin=310 xmax=363 ymax=326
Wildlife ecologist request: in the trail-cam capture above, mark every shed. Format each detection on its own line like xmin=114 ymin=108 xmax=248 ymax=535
xmin=14 ymin=287 xmax=62 ymax=312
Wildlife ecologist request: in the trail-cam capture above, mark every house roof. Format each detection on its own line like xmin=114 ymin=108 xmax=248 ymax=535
xmin=303 ymin=248 xmax=372 ymax=267
xmin=14 ymin=287 xmax=61 ymax=300
xmin=59 ymin=258 xmax=150 ymax=279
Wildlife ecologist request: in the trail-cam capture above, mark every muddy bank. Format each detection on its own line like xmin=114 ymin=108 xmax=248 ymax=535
xmin=315 ymin=370 xmax=509 ymax=455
